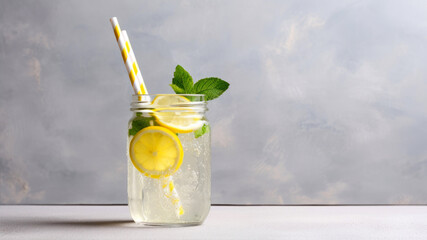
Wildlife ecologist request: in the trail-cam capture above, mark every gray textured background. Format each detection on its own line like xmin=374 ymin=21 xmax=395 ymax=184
xmin=1 ymin=0 xmax=427 ymax=204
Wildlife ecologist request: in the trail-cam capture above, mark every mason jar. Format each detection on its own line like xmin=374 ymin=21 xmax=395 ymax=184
xmin=127 ymin=94 xmax=211 ymax=226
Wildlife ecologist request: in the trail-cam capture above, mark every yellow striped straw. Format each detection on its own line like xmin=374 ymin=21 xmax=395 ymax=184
xmin=110 ymin=17 xmax=183 ymax=217
xmin=121 ymin=31 xmax=148 ymax=95
xmin=161 ymin=176 xmax=185 ymax=216
xmin=109 ymin=17 xmax=142 ymax=94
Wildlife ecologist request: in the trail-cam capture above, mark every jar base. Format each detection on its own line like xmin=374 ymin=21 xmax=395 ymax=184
xmin=137 ymin=222 xmax=203 ymax=227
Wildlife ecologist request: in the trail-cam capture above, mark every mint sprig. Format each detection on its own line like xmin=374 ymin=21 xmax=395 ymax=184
xmin=194 ymin=124 xmax=210 ymax=138
xmin=192 ymin=77 xmax=229 ymax=101
xmin=169 ymin=83 xmax=185 ymax=94
xmin=170 ymin=65 xmax=229 ymax=100
xmin=128 ymin=116 xmax=154 ymax=136
xmin=171 ymin=65 xmax=194 ymax=93
xmin=169 ymin=65 xmax=229 ymax=137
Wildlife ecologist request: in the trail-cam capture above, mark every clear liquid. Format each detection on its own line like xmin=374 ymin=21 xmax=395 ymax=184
xmin=127 ymin=122 xmax=211 ymax=225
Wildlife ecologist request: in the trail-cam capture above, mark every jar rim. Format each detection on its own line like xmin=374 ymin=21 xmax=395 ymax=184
xmin=130 ymin=94 xmax=207 ymax=112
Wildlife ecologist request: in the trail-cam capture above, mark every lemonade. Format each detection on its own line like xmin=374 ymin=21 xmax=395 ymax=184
xmin=127 ymin=94 xmax=211 ymax=225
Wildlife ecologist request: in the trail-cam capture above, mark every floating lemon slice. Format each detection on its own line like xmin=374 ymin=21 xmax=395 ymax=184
xmin=152 ymin=95 xmax=191 ymax=106
xmin=129 ymin=126 xmax=183 ymax=178
xmin=152 ymin=95 xmax=203 ymax=133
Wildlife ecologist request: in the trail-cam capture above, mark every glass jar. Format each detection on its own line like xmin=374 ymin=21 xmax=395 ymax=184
xmin=127 ymin=94 xmax=211 ymax=226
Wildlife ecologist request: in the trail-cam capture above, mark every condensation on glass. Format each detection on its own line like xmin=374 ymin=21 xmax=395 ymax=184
xmin=127 ymin=94 xmax=210 ymax=226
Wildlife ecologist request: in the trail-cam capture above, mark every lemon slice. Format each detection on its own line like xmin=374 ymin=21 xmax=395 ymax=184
xmin=152 ymin=95 xmax=191 ymax=106
xmin=129 ymin=126 xmax=183 ymax=178
xmin=152 ymin=95 xmax=203 ymax=133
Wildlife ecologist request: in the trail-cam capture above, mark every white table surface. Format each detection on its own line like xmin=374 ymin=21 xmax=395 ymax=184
xmin=1 ymin=205 xmax=426 ymax=239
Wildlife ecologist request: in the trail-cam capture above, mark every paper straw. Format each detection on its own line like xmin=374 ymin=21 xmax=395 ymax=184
xmin=121 ymin=31 xmax=148 ymax=95
xmin=110 ymin=17 xmax=142 ymax=94
xmin=110 ymin=17 xmax=183 ymax=217
xmin=161 ymin=176 xmax=184 ymax=216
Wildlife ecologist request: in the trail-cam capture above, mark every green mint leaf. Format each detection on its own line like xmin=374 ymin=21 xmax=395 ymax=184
xmin=169 ymin=84 xmax=185 ymax=94
xmin=128 ymin=128 xmax=139 ymax=136
xmin=128 ymin=116 xmax=154 ymax=136
xmin=172 ymin=65 xmax=193 ymax=93
xmin=192 ymin=77 xmax=230 ymax=101
xmin=194 ymin=124 xmax=210 ymax=138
